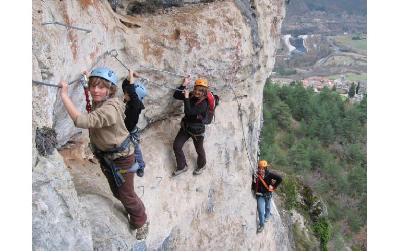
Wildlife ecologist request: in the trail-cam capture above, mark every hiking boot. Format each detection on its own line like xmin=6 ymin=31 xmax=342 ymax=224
xmin=172 ymin=166 xmax=188 ymax=177
xmin=136 ymin=168 xmax=144 ymax=177
xmin=256 ymin=225 xmax=264 ymax=234
xmin=135 ymin=221 xmax=149 ymax=240
xmin=193 ymin=166 xmax=206 ymax=175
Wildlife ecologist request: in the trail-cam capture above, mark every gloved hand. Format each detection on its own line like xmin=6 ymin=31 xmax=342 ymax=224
xmin=136 ymin=168 xmax=144 ymax=177
xmin=267 ymin=185 xmax=275 ymax=192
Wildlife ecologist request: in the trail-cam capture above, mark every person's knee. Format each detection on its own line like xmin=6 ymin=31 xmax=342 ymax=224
xmin=173 ymin=140 xmax=183 ymax=152
xmin=118 ymin=192 xmax=135 ymax=205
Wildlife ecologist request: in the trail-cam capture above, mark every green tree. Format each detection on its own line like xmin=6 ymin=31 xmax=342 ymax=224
xmin=346 ymin=143 xmax=366 ymax=166
xmin=341 ymin=108 xmax=361 ymax=143
xmin=285 ymin=84 xmax=312 ymax=121
xmin=271 ymin=101 xmax=292 ymax=129
xmin=313 ymin=217 xmax=332 ymax=251
xmin=281 ymin=132 xmax=296 ymax=148
xmin=289 ymin=142 xmax=311 ymax=171
xmin=348 ymin=165 xmax=367 ymax=196
xmin=356 ymin=94 xmax=367 ymax=124
xmin=355 ymin=82 xmax=360 ymax=94
xmin=280 ymin=175 xmax=298 ymax=210
xmin=319 ymin=124 xmax=335 ymax=145
xmin=348 ymin=82 xmax=356 ymax=98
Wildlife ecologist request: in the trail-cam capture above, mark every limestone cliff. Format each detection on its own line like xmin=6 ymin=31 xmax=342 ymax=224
xmin=32 ymin=0 xmax=290 ymax=250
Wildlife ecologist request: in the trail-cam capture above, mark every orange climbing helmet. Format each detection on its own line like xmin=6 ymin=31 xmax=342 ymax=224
xmin=195 ymin=79 xmax=208 ymax=88
xmin=258 ymin=160 xmax=270 ymax=169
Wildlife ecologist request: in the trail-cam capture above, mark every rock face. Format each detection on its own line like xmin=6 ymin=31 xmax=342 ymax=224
xmin=32 ymin=0 xmax=289 ymax=250
xmin=32 ymin=153 xmax=93 ymax=251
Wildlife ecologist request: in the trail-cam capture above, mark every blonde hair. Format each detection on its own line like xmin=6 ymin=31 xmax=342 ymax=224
xmin=88 ymin=77 xmax=117 ymax=98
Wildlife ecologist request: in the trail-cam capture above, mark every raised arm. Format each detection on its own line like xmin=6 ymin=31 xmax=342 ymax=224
xmin=173 ymin=75 xmax=191 ymax=100
xmin=60 ymin=80 xmax=81 ymax=122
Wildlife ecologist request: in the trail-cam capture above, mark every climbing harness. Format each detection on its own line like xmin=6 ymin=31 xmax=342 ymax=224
xmin=42 ymin=21 xmax=92 ymax=33
xmin=91 ymin=136 xmax=138 ymax=188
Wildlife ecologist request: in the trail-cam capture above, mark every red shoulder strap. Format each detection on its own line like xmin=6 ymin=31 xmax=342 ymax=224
xmin=257 ymin=174 xmax=270 ymax=190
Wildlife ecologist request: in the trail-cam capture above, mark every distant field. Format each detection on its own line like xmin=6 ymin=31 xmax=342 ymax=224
xmin=328 ymin=72 xmax=367 ymax=81
xmin=333 ymin=34 xmax=367 ymax=54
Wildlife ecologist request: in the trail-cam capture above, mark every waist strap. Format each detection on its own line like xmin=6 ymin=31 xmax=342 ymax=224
xmin=181 ymin=120 xmax=204 ymax=138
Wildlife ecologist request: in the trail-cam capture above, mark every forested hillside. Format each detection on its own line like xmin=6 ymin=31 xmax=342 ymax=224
xmin=260 ymin=82 xmax=367 ymax=250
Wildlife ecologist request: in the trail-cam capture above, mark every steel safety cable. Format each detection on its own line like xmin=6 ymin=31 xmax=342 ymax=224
xmin=226 ymin=40 xmax=257 ymax=175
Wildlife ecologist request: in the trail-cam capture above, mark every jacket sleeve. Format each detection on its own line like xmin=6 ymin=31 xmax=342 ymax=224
xmin=75 ymin=102 xmax=118 ymax=129
xmin=269 ymin=172 xmax=283 ymax=189
xmin=173 ymin=85 xmax=186 ymax=100
xmin=251 ymin=178 xmax=256 ymax=192
xmin=184 ymin=98 xmax=208 ymax=117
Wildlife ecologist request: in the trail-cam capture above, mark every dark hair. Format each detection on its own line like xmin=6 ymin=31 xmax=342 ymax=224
xmin=122 ymin=80 xmax=130 ymax=94
xmin=194 ymin=86 xmax=208 ymax=97
xmin=88 ymin=77 xmax=117 ymax=98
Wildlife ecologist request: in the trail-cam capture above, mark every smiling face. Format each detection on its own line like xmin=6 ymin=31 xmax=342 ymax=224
xmin=193 ymin=86 xmax=207 ymax=98
xmin=88 ymin=77 xmax=116 ymax=102
xmin=89 ymin=83 xmax=109 ymax=102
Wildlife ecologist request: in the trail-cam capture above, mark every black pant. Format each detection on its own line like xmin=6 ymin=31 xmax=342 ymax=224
xmin=173 ymin=128 xmax=206 ymax=170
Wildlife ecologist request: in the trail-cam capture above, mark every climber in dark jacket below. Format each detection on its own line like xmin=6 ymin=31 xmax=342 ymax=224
xmin=172 ymin=75 xmax=209 ymax=176
xmin=122 ymin=69 xmax=147 ymax=177
xmin=251 ymin=160 xmax=282 ymax=233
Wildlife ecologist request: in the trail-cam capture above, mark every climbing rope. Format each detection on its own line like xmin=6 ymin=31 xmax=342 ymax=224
xmin=42 ymin=21 xmax=92 ymax=33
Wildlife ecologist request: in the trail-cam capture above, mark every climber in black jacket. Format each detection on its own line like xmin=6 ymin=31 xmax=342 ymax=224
xmin=251 ymin=160 xmax=282 ymax=233
xmin=172 ymin=76 xmax=209 ymax=176
xmin=122 ymin=69 xmax=147 ymax=177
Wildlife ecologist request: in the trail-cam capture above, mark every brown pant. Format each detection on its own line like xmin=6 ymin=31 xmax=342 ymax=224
xmin=101 ymin=154 xmax=147 ymax=228
xmin=173 ymin=128 xmax=206 ymax=170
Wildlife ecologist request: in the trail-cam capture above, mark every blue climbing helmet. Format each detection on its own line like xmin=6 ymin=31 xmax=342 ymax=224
xmin=90 ymin=67 xmax=118 ymax=85
xmin=135 ymin=82 xmax=148 ymax=101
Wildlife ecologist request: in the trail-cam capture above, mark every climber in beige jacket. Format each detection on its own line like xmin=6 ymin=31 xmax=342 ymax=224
xmin=59 ymin=67 xmax=149 ymax=240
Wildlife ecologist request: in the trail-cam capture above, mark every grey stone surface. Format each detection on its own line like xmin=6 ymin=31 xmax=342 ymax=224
xmin=32 ymin=153 xmax=93 ymax=251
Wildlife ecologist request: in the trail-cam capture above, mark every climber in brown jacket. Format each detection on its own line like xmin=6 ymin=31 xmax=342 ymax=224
xmin=59 ymin=67 xmax=148 ymax=240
